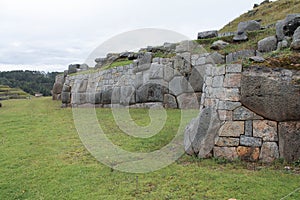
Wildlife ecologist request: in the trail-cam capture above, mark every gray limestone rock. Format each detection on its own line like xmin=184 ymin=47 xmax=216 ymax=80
xmin=237 ymin=20 xmax=261 ymax=33
xmin=257 ymin=36 xmax=277 ymax=52
xmin=210 ymin=40 xmax=229 ymax=50
xmin=276 ymin=14 xmax=300 ymax=41
xmin=233 ymin=32 xmax=248 ymax=42
xmin=197 ymin=30 xmax=218 ymax=39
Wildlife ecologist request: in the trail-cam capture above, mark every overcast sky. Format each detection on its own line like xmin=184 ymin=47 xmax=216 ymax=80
xmin=0 ymin=0 xmax=266 ymax=72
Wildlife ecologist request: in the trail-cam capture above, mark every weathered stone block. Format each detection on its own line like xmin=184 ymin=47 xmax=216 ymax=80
xmin=149 ymin=63 xmax=164 ymax=79
xmin=226 ymin=64 xmax=242 ymax=73
xmin=211 ymin=66 xmax=226 ymax=76
xmin=279 ymin=122 xmax=300 ymax=162
xmin=163 ymin=94 xmax=178 ymax=109
xmin=213 ymin=147 xmax=238 ymax=160
xmin=233 ymin=106 xmax=264 ymax=120
xmin=177 ymin=93 xmax=201 ymax=109
xmin=218 ymin=110 xmax=233 ymax=121
xmin=219 ymin=121 xmax=244 ymax=137
xmin=215 ymin=137 xmax=240 ymax=147
xmin=224 ymin=74 xmax=242 ymax=88
xmin=218 ymin=101 xmax=241 ymax=111
xmin=120 ymin=86 xmax=135 ymax=105
xmin=224 ymin=88 xmax=240 ymax=101
xmin=259 ymin=142 xmax=279 ymax=163
xmin=240 ymin=135 xmax=262 ymax=147
xmin=169 ymin=76 xmax=193 ymax=96
xmin=163 ymin=64 xmax=174 ymax=82
xmin=136 ymin=83 xmax=168 ymax=103
xmin=253 ymin=120 xmax=278 ymax=142
xmin=212 ymin=76 xmax=224 ymax=88
xmin=244 ymin=120 xmax=253 ymax=136
xmin=237 ymin=146 xmax=260 ymax=161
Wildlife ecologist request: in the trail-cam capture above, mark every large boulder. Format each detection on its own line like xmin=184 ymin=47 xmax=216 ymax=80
xmin=291 ymin=26 xmax=300 ymax=50
xmin=233 ymin=32 xmax=248 ymax=42
xmin=241 ymin=66 xmax=300 ymax=122
xmin=276 ymin=14 xmax=300 ymax=41
xmin=197 ymin=30 xmax=218 ymax=39
xmin=257 ymin=36 xmax=277 ymax=52
xmin=237 ymin=20 xmax=261 ymax=33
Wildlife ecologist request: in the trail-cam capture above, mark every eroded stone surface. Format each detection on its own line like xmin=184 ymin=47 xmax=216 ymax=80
xmin=279 ymin=122 xmax=300 ymax=162
xmin=237 ymin=146 xmax=260 ymax=161
xmin=259 ymin=142 xmax=279 ymax=163
xmin=253 ymin=120 xmax=278 ymax=142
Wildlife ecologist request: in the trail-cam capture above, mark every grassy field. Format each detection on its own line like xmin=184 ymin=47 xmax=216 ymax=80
xmin=0 ymin=98 xmax=299 ymax=199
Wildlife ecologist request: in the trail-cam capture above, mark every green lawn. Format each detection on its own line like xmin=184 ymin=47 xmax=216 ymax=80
xmin=0 ymin=98 xmax=299 ymax=199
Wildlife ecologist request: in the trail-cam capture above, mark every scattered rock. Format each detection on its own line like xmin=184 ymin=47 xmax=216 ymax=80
xmin=233 ymin=32 xmax=248 ymax=42
xmin=291 ymin=26 xmax=300 ymax=50
xmin=276 ymin=14 xmax=300 ymax=41
xmin=237 ymin=20 xmax=261 ymax=33
xmin=279 ymin=122 xmax=300 ymax=162
xmin=197 ymin=30 xmax=218 ymax=39
xmin=210 ymin=40 xmax=229 ymax=50
xmin=257 ymin=36 xmax=277 ymax=52
xmin=249 ymin=56 xmax=265 ymax=63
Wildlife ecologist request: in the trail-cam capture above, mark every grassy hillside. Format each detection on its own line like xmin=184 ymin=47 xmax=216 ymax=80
xmin=220 ymin=0 xmax=300 ymax=33
xmin=0 ymin=98 xmax=299 ymax=199
xmin=0 ymin=85 xmax=29 ymax=100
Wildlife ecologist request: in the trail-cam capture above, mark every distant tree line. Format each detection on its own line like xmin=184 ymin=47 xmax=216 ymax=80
xmin=0 ymin=70 xmax=60 ymax=96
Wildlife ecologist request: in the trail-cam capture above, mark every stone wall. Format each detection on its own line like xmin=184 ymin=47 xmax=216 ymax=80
xmin=184 ymin=63 xmax=300 ymax=163
xmin=59 ymin=41 xmax=219 ymax=109
xmin=54 ymin=39 xmax=300 ymax=163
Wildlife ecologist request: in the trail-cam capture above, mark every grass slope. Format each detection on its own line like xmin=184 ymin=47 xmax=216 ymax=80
xmin=220 ymin=0 xmax=300 ymax=33
xmin=0 ymin=85 xmax=29 ymax=100
xmin=0 ymin=98 xmax=299 ymax=199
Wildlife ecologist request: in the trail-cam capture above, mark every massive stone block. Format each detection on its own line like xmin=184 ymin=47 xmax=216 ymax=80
xmin=136 ymin=83 xmax=168 ymax=103
xmin=241 ymin=67 xmax=300 ymax=121
xmin=184 ymin=106 xmax=221 ymax=158
xmin=279 ymin=122 xmax=300 ymax=162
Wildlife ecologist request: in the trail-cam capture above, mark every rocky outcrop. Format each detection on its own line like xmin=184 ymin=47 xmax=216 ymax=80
xmin=276 ymin=14 xmax=300 ymax=41
xmin=197 ymin=30 xmax=218 ymax=39
xmin=240 ymin=66 xmax=300 ymax=122
xmin=291 ymin=26 xmax=300 ymax=50
xmin=52 ymin=74 xmax=66 ymax=100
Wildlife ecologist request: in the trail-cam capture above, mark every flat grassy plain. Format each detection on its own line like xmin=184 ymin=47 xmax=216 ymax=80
xmin=0 ymin=98 xmax=299 ymax=199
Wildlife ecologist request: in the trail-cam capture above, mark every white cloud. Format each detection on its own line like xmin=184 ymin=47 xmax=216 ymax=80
xmin=0 ymin=0 xmax=265 ymax=72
